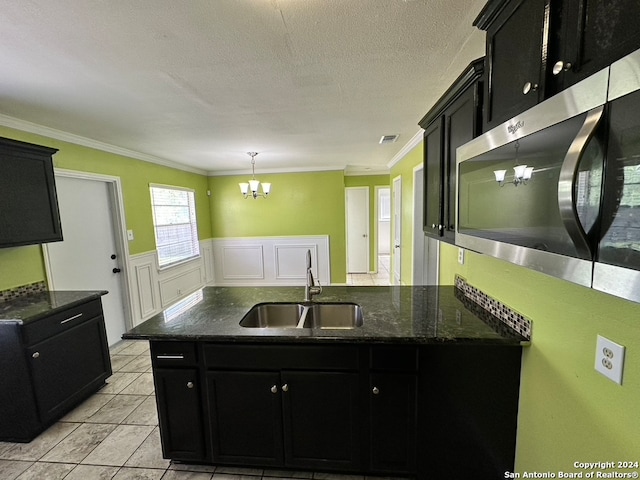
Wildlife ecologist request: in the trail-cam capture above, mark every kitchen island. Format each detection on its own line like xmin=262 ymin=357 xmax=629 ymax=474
xmin=124 ymin=285 xmax=527 ymax=479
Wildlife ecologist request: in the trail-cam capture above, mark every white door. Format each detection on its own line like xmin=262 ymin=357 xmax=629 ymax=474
xmin=392 ymin=176 xmax=402 ymax=284
xmin=45 ymin=175 xmax=128 ymax=346
xmin=346 ymin=187 xmax=369 ymax=273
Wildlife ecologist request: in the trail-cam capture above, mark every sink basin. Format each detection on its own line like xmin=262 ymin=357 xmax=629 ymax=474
xmin=239 ymin=302 xmax=363 ymax=329
xmin=239 ymin=303 xmax=305 ymax=328
xmin=303 ymin=303 xmax=364 ymax=329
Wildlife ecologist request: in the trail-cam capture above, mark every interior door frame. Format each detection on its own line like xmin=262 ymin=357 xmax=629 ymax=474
xmin=42 ymin=168 xmax=134 ymax=332
xmin=392 ymin=175 xmax=402 ymax=285
xmin=345 ymin=186 xmax=370 ymax=273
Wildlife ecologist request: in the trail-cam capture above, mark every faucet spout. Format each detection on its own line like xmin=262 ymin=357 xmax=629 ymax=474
xmin=304 ymin=249 xmax=322 ymax=302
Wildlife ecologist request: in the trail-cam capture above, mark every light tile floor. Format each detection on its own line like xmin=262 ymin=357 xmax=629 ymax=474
xmin=0 ymin=339 xmax=408 ymax=480
xmin=347 ymin=256 xmax=391 ymax=286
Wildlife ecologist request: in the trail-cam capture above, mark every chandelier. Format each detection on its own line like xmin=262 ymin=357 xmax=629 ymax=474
xmin=239 ymin=152 xmax=271 ymax=199
xmin=493 ymin=141 xmax=534 ymax=187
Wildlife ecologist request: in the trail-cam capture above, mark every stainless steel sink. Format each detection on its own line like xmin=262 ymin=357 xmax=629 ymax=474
xmin=239 ymin=302 xmax=363 ymax=329
xmin=302 ymin=303 xmax=363 ymax=329
xmin=239 ymin=303 xmax=305 ymax=328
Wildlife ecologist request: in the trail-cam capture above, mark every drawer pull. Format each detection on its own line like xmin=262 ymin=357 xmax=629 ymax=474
xmin=60 ymin=313 xmax=83 ymax=325
xmin=372 ymin=386 xmax=380 ymax=395
xmin=186 ymin=381 xmax=194 ymax=389
xmin=270 ymin=385 xmax=278 ymax=394
xmin=156 ymin=354 xmax=185 ymax=360
xmin=32 ymin=352 xmax=40 ymax=359
xmin=281 ymin=384 xmax=289 ymax=392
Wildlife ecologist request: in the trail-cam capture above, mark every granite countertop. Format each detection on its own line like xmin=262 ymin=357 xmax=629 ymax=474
xmin=0 ymin=291 xmax=107 ymax=325
xmin=123 ymin=286 xmax=528 ymax=345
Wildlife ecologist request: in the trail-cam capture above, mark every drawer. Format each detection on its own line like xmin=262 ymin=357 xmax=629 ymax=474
xmin=22 ymin=299 xmax=103 ymax=346
xmin=370 ymin=346 xmax=418 ymax=372
xmin=151 ymin=341 xmax=198 ymax=367
xmin=204 ymin=344 xmax=361 ymax=371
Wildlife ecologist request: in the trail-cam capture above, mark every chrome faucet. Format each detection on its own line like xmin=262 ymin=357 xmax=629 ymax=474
xmin=304 ymin=249 xmax=322 ymax=302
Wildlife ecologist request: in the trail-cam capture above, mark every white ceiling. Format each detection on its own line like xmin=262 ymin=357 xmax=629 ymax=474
xmin=0 ymin=0 xmax=487 ymax=175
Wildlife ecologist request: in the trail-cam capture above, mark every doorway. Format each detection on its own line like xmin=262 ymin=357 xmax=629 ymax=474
xmin=43 ymin=171 xmax=132 ymax=346
xmin=346 ymin=186 xmax=370 ymax=273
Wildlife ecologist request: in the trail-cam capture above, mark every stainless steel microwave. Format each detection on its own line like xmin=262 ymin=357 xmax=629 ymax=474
xmin=456 ymin=48 xmax=640 ymax=304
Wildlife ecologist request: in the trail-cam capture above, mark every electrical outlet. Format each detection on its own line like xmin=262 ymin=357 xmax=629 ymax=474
xmin=127 ymin=229 xmax=134 ymax=241
xmin=458 ymin=248 xmax=465 ymax=265
xmin=595 ymin=335 xmax=625 ymax=385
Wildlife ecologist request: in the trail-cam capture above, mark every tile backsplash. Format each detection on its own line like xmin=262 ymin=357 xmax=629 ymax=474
xmin=0 ymin=281 xmax=47 ymax=304
xmin=455 ymin=275 xmax=532 ymax=340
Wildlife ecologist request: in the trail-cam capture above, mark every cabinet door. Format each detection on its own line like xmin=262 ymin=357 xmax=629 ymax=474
xmin=281 ymin=371 xmax=361 ymax=471
xmin=484 ymin=0 xmax=548 ymax=129
xmin=27 ymin=315 xmax=111 ymax=423
xmin=443 ymin=86 xmax=479 ymax=240
xmin=154 ymin=368 xmax=207 ymax=462
xmin=369 ymin=373 xmax=418 ymax=474
xmin=552 ymin=0 xmax=640 ymax=90
xmin=207 ymin=371 xmax=283 ymax=466
xmin=423 ymin=116 xmax=445 ymax=238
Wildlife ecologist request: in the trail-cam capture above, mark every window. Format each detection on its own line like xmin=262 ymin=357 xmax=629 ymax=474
xmin=150 ymin=185 xmax=200 ymax=268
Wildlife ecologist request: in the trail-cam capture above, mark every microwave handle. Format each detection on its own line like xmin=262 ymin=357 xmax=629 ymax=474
xmin=557 ymin=105 xmax=605 ymax=258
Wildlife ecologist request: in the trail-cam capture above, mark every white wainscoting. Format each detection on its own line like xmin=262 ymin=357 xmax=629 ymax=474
xmin=127 ymin=239 xmax=215 ymax=326
xmin=210 ymin=236 xmax=330 ymax=286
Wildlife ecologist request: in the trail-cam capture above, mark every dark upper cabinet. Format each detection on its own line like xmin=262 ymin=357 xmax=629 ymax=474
xmin=419 ymin=58 xmax=484 ymax=244
xmin=475 ymin=0 xmax=548 ymax=130
xmin=476 ymin=0 xmax=640 ymax=128
xmin=548 ymin=0 xmax=640 ymax=92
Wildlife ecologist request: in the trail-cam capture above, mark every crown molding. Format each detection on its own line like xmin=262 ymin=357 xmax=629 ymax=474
xmin=386 ymin=129 xmax=423 ymax=169
xmin=0 ymin=114 xmax=208 ymax=175
xmin=207 ymin=165 xmax=345 ymax=176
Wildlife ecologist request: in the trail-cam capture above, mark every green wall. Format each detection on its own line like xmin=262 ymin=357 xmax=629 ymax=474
xmin=344 ymin=175 xmax=390 ymax=272
xmin=440 ymin=243 xmax=640 ymax=472
xmin=208 ymin=171 xmax=347 ymax=284
xmin=390 ymin=143 xmax=423 ymax=285
xmin=0 ymin=126 xmax=212 ymax=291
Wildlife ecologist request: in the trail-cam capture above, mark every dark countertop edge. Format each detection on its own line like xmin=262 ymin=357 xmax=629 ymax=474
xmin=121 ymin=332 xmax=527 ymax=346
xmin=0 ymin=290 xmax=108 ymax=323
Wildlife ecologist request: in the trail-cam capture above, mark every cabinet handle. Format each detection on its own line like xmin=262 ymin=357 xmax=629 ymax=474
xmin=32 ymin=352 xmax=40 ymax=359
xmin=281 ymin=384 xmax=289 ymax=392
xmin=372 ymin=386 xmax=380 ymax=395
xmin=522 ymin=82 xmax=538 ymax=95
xmin=270 ymin=385 xmax=278 ymax=394
xmin=60 ymin=313 xmax=83 ymax=325
xmin=156 ymin=354 xmax=184 ymax=360
xmin=186 ymin=381 xmax=194 ymax=389
xmin=552 ymin=60 xmax=572 ymax=75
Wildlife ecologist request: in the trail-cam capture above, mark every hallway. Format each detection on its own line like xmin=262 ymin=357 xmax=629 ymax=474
xmin=346 ymin=255 xmax=390 ymax=286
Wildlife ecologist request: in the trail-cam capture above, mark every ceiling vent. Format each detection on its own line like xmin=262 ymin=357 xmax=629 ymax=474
xmin=379 ymin=134 xmax=399 ymax=145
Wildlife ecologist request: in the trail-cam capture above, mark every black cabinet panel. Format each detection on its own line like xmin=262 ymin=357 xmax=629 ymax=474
xmin=420 ymin=58 xmax=483 ymax=244
xmin=154 ymin=368 xmax=207 ymax=462
xmin=483 ymin=0 xmax=547 ymax=129
xmin=207 ymin=371 xmax=283 ymax=466
xmin=0 ymin=296 xmax=110 ymax=442
xmin=28 ymin=316 xmax=111 ymax=422
xmin=369 ymin=373 xmax=417 ymax=474
xmin=282 ymin=371 xmax=361 ymax=470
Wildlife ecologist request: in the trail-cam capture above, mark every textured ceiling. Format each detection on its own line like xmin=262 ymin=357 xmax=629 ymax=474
xmin=0 ymin=0 xmax=487 ymax=175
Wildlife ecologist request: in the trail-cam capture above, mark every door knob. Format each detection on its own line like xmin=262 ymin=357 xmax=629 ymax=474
xmin=394 ymin=244 xmax=400 ymax=248
xmin=112 ymin=268 xmax=121 ymax=273
xmin=110 ymin=254 xmax=117 ymax=260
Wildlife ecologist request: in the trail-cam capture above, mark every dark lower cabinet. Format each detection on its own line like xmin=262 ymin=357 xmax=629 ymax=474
xmin=369 ymin=373 xmax=417 ymax=474
xmin=207 ymin=371 xmax=283 ymax=466
xmin=151 ymin=341 xmax=521 ymax=479
xmin=281 ymin=371 xmax=360 ymax=471
xmin=153 ymin=368 xmax=207 ymax=462
xmin=0 ymin=296 xmax=111 ymax=442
